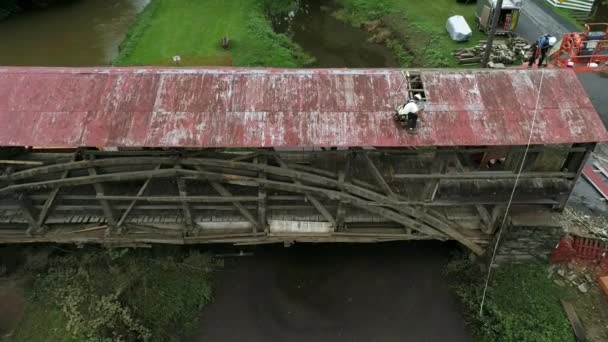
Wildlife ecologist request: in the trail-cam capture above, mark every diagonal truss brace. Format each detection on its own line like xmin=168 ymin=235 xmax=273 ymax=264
xmin=273 ymin=153 xmax=336 ymax=227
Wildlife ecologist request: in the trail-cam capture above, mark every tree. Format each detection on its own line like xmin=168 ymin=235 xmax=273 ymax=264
xmin=0 ymin=0 xmax=19 ymax=21
xmin=1 ymin=0 xmax=79 ymax=21
xmin=591 ymin=0 xmax=608 ymax=22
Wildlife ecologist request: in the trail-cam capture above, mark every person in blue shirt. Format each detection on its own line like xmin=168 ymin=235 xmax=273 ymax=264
xmin=528 ymin=34 xmax=557 ymax=68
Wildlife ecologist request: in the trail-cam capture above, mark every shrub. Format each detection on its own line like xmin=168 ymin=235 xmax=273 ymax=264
xmin=29 ymin=248 xmax=219 ymax=341
xmin=446 ymin=256 xmax=574 ymax=342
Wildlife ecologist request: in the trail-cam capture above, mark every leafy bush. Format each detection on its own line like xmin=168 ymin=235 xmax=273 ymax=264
xmin=446 ymin=256 xmax=574 ymax=342
xmin=28 ymin=248 xmax=220 ymax=342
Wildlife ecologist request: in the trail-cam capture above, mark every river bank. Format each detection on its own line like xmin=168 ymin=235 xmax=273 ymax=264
xmin=335 ymin=0 xmax=480 ymax=67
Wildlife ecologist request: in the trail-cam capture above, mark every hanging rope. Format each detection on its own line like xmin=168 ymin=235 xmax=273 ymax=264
xmin=479 ymin=68 xmax=547 ymax=316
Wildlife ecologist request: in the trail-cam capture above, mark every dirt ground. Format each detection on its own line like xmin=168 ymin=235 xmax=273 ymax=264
xmin=184 ymin=241 xmax=470 ymax=342
xmin=572 ymin=285 xmax=608 ymax=342
xmin=0 ymin=277 xmax=26 ymax=339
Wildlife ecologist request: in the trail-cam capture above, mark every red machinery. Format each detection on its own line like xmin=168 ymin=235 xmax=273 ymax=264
xmin=554 ymin=23 xmax=608 ymax=72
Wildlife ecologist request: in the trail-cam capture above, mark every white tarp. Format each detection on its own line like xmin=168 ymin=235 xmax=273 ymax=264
xmin=446 ymin=15 xmax=472 ymax=42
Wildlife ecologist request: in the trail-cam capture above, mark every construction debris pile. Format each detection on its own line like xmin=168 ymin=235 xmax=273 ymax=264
xmin=562 ymin=208 xmax=608 ymax=240
xmin=548 ymin=262 xmax=600 ymax=294
xmin=453 ymin=37 xmax=533 ymax=67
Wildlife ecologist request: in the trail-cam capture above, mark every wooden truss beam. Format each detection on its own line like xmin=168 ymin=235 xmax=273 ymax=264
xmin=0 ymin=168 xmax=179 ymax=195
xmin=4 ymin=167 xmax=44 ymax=236
xmin=209 ymin=180 xmax=260 ymax=233
xmin=362 ymin=152 xmax=397 ymax=199
xmin=37 ymin=153 xmax=78 ymax=227
xmin=16 ymin=193 xmax=42 ymax=236
xmin=0 ymin=147 xmax=589 ymax=182
xmin=230 ymin=152 xmax=259 ymax=162
xmin=393 ymin=171 xmax=576 ymax=179
xmin=274 ymin=154 xmax=335 ymax=227
xmin=178 ymin=164 xmax=485 ymax=255
xmin=88 ymin=166 xmax=117 ymax=231
xmin=182 ymin=169 xmax=462 ymax=246
xmin=98 ymin=195 xmax=261 ymax=203
xmin=116 ymin=165 xmax=161 ymax=228
xmin=336 ymin=152 xmax=353 ymax=231
xmin=0 ymin=158 xmax=484 ymax=254
xmin=256 ymin=155 xmax=267 ymax=231
xmin=422 ymin=154 xmax=447 ymax=202
xmin=175 ymin=165 xmax=195 ymax=234
xmin=453 ymin=156 xmax=497 ymax=233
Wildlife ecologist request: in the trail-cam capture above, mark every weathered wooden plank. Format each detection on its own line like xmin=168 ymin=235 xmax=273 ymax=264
xmin=393 ymin=172 xmax=576 ymax=179
xmin=98 ymin=195 xmax=260 ymax=203
xmin=560 ymin=299 xmax=587 ymax=342
xmin=0 ymin=160 xmax=44 ymax=166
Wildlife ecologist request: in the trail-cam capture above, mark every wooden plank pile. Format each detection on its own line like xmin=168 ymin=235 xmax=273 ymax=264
xmin=453 ymin=37 xmax=533 ymax=67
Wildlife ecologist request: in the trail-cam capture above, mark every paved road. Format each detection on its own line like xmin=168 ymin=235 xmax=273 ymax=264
xmin=185 ymin=242 xmax=471 ymax=342
xmin=515 ymin=0 xmax=577 ymax=42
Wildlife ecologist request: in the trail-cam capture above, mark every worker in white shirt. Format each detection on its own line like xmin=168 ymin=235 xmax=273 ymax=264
xmin=394 ymin=94 xmax=423 ymax=133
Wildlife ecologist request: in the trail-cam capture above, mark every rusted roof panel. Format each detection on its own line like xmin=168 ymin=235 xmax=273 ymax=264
xmin=0 ymin=67 xmax=606 ymax=148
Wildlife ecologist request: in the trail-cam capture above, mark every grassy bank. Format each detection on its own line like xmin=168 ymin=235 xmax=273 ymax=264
xmin=335 ymin=0 xmax=481 ymax=67
xmin=115 ymin=0 xmax=311 ymax=67
xmin=539 ymin=2 xmax=586 ymax=32
xmin=5 ymin=248 xmax=220 ymax=341
xmin=446 ymin=259 xmax=574 ymax=342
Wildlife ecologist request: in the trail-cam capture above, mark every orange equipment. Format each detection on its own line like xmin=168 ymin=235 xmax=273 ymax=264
xmin=555 ymin=23 xmax=608 ymax=72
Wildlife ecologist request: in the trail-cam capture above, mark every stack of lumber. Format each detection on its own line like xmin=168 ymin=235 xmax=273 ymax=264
xmin=454 ymin=37 xmax=533 ymax=67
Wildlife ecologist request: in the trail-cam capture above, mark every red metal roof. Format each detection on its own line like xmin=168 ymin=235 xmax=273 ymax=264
xmin=0 ymin=67 xmax=606 ymax=148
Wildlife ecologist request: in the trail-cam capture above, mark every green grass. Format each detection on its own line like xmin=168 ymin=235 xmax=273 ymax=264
xmin=446 ymin=258 xmax=574 ymax=342
xmin=115 ymin=0 xmax=311 ymax=67
xmin=336 ymin=0 xmax=481 ymax=67
xmin=537 ymin=0 xmax=586 ymax=32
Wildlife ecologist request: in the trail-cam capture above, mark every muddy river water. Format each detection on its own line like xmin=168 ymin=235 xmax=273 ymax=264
xmin=0 ymin=0 xmax=149 ymax=66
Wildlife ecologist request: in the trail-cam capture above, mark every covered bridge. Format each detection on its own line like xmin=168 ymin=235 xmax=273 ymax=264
xmin=0 ymin=67 xmax=606 ymax=254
